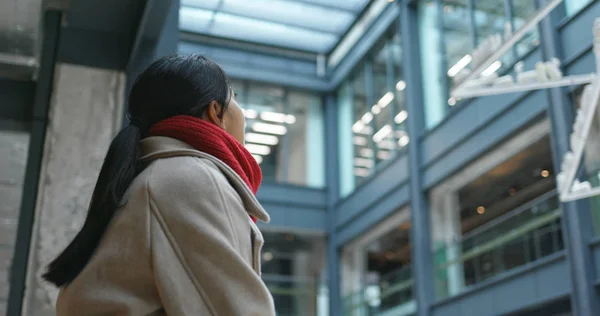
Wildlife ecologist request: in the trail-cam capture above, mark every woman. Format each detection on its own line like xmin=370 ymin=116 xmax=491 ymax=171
xmin=43 ymin=54 xmax=276 ymax=316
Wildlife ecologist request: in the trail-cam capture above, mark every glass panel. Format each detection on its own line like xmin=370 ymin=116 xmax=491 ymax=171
xmin=341 ymin=221 xmax=416 ymax=315
xmin=511 ymin=1 xmax=540 ymax=61
xmin=474 ymin=1 xmax=512 ymax=74
xmin=433 ymin=192 xmax=563 ymax=300
xmin=338 ymin=81 xmax=357 ymax=197
xmin=245 ymin=82 xmax=285 ymax=183
xmin=372 ymin=43 xmax=395 ymax=164
xmin=351 ymin=67 xmax=375 ymax=184
xmin=287 ymin=91 xmax=325 ymax=187
xmin=261 ymin=232 xmax=326 ymax=316
xmin=238 ymin=81 xmax=323 ymax=187
xmin=564 ymin=0 xmax=594 ymax=16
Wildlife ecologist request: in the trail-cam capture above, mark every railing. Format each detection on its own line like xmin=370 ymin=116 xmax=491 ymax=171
xmin=342 ymin=266 xmax=414 ymax=316
xmin=262 ymin=274 xmax=319 ymax=316
xmin=434 ymin=191 xmax=563 ymax=300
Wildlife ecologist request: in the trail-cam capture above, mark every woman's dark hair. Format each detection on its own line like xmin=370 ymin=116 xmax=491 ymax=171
xmin=43 ymin=54 xmax=232 ymax=287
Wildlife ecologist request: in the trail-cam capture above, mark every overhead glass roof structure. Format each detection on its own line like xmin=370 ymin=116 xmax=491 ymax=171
xmin=179 ymin=0 xmax=371 ymax=53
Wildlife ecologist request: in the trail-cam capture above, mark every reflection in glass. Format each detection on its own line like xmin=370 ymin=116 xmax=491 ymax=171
xmin=261 ymin=231 xmax=327 ymax=316
xmin=564 ymin=0 xmax=594 ymax=16
xmin=233 ymin=80 xmax=324 ymax=187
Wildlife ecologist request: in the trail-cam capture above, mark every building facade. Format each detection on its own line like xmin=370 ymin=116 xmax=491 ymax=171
xmin=3 ymin=0 xmax=600 ymax=315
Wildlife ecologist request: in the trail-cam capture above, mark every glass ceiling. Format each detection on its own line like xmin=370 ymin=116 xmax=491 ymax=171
xmin=179 ymin=0 xmax=371 ymax=53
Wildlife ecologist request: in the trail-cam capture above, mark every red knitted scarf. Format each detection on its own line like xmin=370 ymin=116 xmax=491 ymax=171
xmin=148 ymin=115 xmax=262 ymax=222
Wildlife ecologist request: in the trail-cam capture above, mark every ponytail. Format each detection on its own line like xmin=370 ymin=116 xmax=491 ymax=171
xmin=43 ymin=124 xmax=143 ymax=287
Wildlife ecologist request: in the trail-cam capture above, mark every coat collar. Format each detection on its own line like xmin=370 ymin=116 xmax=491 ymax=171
xmin=138 ymin=136 xmax=270 ymax=223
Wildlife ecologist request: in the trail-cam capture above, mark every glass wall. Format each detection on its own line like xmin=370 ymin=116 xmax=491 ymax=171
xmin=430 ymin=132 xmax=563 ymax=300
xmin=340 ymin=210 xmax=414 ymax=316
xmin=260 ymin=231 xmax=326 ymax=316
xmin=231 ymin=79 xmax=325 ymax=188
xmin=338 ymin=23 xmax=408 ymax=197
xmin=419 ymin=0 xmax=541 ymax=129
xmin=564 ymin=0 xmax=594 ymax=16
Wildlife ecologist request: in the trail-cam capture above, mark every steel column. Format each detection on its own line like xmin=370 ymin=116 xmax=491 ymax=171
xmin=537 ymin=0 xmax=600 ymax=315
xmin=401 ymin=1 xmax=435 ymax=315
xmin=325 ymin=93 xmax=342 ymax=316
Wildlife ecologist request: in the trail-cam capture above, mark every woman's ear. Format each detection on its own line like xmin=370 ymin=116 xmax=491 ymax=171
xmin=205 ymin=101 xmax=225 ymax=128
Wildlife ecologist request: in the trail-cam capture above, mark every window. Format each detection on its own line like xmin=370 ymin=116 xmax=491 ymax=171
xmin=564 ymin=0 xmax=594 ymax=16
xmin=232 ymin=80 xmax=324 ymax=187
xmin=419 ymin=0 xmax=540 ymax=130
xmin=338 ymin=25 xmax=408 ymax=197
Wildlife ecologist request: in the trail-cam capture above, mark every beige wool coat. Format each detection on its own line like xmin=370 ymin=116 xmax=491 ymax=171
xmin=56 ymin=136 xmax=276 ymax=316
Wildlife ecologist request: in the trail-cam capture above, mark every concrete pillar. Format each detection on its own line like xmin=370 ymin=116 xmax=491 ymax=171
xmin=0 ymin=130 xmax=30 ymax=315
xmin=293 ymin=251 xmax=312 ymax=315
xmin=431 ymin=192 xmax=464 ymax=298
xmin=21 ymin=64 xmax=125 ymax=316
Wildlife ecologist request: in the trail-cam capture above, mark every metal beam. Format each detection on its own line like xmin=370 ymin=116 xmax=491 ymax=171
xmin=324 ymin=93 xmax=342 ymax=316
xmin=182 ymin=3 xmax=343 ymax=36
xmin=7 ymin=10 xmax=62 ymax=316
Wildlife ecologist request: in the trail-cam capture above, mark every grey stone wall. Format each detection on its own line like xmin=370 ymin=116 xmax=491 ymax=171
xmin=21 ymin=63 xmax=124 ymax=316
xmin=0 ymin=129 xmax=29 ymax=315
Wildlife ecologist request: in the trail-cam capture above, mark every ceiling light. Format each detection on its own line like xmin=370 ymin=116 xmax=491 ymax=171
xmin=377 ymin=92 xmax=395 ymax=108
xmin=371 ymin=104 xmax=381 ymax=115
xmin=481 ymin=61 xmax=502 ymax=77
xmin=361 ymin=112 xmax=374 ymax=124
xmin=354 ymin=157 xmax=374 ymax=168
xmin=263 ymin=251 xmax=273 ymax=261
xmin=245 ymin=133 xmax=279 ymax=145
xmin=260 ymin=111 xmax=296 ymax=124
xmin=246 ymin=144 xmax=271 ymax=156
xmin=373 ymin=125 xmax=393 ymax=143
xmin=360 ymin=148 xmax=374 ymax=158
xmin=448 ymin=97 xmax=457 ymax=106
xmin=377 ymin=140 xmax=395 ymax=150
xmin=252 ymin=122 xmax=287 ymax=135
xmin=477 ymin=206 xmax=485 ymax=214
xmin=352 ymin=121 xmax=365 ymax=133
xmin=394 ymin=110 xmax=408 ymax=124
xmin=243 ymin=108 xmax=258 ymax=119
xmin=377 ymin=151 xmax=391 ymax=160
xmin=252 ymin=154 xmax=263 ymax=164
xmin=447 ymin=54 xmax=472 ymax=77
xmin=354 ymin=167 xmax=370 ymax=177
xmin=353 ymin=136 xmax=367 ymax=146
xmin=396 ymin=80 xmax=406 ymax=91
xmin=398 ymin=135 xmax=410 ymax=147
xmin=541 ymin=169 xmax=550 ymax=178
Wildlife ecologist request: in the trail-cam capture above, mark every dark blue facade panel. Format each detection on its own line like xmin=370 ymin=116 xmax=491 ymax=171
xmin=259 ymin=203 xmax=327 ymax=231
xmin=257 ymin=184 xmax=327 ymax=231
xmin=336 ymin=154 xmax=409 ymax=229
xmin=591 ymin=243 xmax=600 ymax=281
xmin=431 ymin=254 xmax=569 ymax=316
xmin=336 ymin=183 xmax=410 ymax=247
xmin=420 ymin=49 xmax=543 ymax=170
xmin=178 ymin=41 xmax=330 ymax=91
xmin=558 ymin=0 xmax=600 ymax=64
xmin=257 ymin=183 xmax=327 ymax=209
xmin=423 ymin=90 xmax=547 ymax=189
